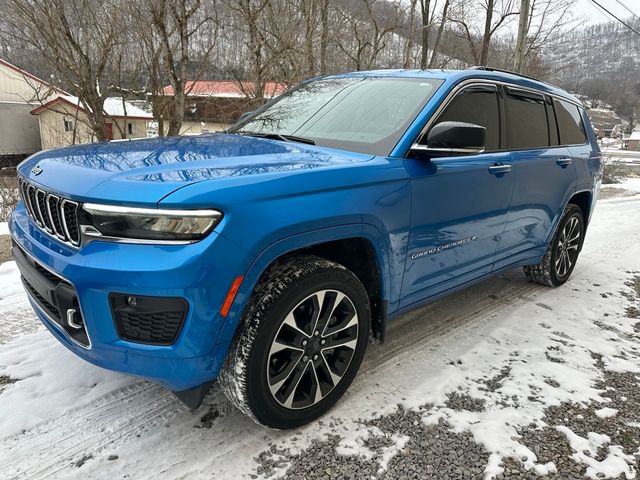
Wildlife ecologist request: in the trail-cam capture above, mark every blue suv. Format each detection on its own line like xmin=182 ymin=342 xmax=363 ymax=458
xmin=10 ymin=68 xmax=602 ymax=428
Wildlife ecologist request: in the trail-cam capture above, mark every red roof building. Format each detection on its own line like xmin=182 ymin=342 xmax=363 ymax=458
xmin=161 ymin=80 xmax=287 ymax=99
xmin=159 ymin=80 xmax=287 ymax=132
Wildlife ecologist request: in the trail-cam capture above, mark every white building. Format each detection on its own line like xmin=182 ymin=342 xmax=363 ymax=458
xmin=0 ymin=58 xmax=62 ymax=162
xmin=31 ymin=96 xmax=154 ymax=150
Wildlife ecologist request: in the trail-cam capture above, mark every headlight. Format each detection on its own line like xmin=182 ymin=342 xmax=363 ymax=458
xmin=81 ymin=203 xmax=223 ymax=243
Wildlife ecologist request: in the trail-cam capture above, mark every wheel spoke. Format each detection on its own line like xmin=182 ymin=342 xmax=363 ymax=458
xmin=268 ymin=351 xmax=304 ymax=396
xmin=274 ymin=357 xmax=308 ymax=407
xmin=309 ymin=290 xmax=326 ymax=336
xmin=323 ymin=313 xmax=358 ymax=338
xmin=310 ymin=361 xmax=324 ymax=404
xmin=561 ymin=251 xmax=569 ymax=276
xmin=283 ymin=311 xmax=311 ymax=339
xmin=315 ymin=291 xmax=345 ymax=337
xmin=318 ymin=351 xmax=343 ymax=387
xmin=269 ymin=338 xmax=303 ymax=356
xmin=322 ymin=336 xmax=357 ymax=351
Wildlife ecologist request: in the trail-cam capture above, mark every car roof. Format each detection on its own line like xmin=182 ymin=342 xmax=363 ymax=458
xmin=327 ymin=68 xmax=581 ymax=106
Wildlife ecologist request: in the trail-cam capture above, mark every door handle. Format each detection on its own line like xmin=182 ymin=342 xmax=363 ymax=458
xmin=556 ymin=157 xmax=573 ymax=168
xmin=488 ymin=164 xmax=512 ymax=175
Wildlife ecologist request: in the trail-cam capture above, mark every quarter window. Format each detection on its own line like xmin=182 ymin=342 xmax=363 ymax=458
xmin=505 ymin=91 xmax=549 ymax=149
xmin=554 ymin=99 xmax=586 ymax=145
xmin=430 ymin=87 xmax=500 ymax=151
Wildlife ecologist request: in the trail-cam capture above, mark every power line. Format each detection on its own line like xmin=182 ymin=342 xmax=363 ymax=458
xmin=612 ymin=0 xmax=640 ymax=22
xmin=587 ymin=0 xmax=640 ymax=37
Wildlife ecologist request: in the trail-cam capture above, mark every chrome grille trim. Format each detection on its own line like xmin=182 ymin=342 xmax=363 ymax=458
xmin=18 ymin=178 xmax=81 ymax=248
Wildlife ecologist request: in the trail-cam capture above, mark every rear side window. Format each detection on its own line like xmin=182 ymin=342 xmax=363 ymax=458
xmin=432 ymin=86 xmax=500 ymax=151
xmin=554 ymin=99 xmax=587 ymax=145
xmin=505 ymin=90 xmax=549 ymax=149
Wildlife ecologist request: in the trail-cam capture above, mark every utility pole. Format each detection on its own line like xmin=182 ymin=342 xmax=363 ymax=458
xmin=513 ymin=0 xmax=530 ymax=73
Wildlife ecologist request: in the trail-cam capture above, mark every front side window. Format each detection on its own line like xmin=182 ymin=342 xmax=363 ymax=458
xmin=229 ymin=77 xmax=443 ymax=156
xmin=555 ymin=99 xmax=586 ymax=145
xmin=505 ymin=90 xmax=549 ymax=149
xmin=427 ymin=86 xmax=500 ymax=151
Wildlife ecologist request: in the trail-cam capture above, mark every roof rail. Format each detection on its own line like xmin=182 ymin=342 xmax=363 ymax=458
xmin=468 ymin=66 xmax=544 ymax=84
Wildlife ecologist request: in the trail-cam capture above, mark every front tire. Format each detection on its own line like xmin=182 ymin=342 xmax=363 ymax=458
xmin=219 ymin=255 xmax=370 ymax=429
xmin=523 ymin=203 xmax=585 ymax=287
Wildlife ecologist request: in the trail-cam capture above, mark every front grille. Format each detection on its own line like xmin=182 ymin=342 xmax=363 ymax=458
xmin=19 ymin=178 xmax=80 ymax=247
xmin=110 ymin=294 xmax=188 ymax=345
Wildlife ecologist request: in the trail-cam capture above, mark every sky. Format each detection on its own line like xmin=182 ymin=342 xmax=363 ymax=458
xmin=575 ymin=0 xmax=640 ymax=26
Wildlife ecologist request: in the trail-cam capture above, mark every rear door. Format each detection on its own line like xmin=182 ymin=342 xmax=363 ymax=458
xmin=554 ymin=99 xmax=597 ymax=197
xmin=494 ymin=88 xmax=576 ymax=268
xmin=401 ymin=83 xmax=515 ymax=307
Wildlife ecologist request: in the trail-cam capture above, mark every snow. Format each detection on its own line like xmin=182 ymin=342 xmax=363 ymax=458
xmin=556 ymin=426 xmax=636 ymax=479
xmin=46 ymin=95 xmax=153 ymax=119
xmin=0 ymin=186 xmax=639 ymax=478
xmin=0 ymin=222 xmax=8 ymax=235
xmin=595 ymin=407 xmax=619 ymax=419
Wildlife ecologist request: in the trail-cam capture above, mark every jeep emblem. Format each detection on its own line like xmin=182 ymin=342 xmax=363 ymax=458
xmin=31 ymin=165 xmax=43 ymax=176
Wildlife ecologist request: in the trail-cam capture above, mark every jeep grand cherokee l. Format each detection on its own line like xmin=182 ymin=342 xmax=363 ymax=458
xmin=9 ymin=67 xmax=602 ymax=428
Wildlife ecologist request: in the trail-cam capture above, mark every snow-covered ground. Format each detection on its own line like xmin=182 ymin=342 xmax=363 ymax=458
xmin=1 ymin=186 xmax=640 ymax=479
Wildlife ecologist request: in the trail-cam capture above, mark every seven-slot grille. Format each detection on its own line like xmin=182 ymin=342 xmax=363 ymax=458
xmin=18 ymin=178 xmax=81 ymax=247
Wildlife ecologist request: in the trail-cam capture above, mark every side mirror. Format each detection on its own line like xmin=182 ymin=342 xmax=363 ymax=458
xmin=411 ymin=121 xmax=486 ymax=156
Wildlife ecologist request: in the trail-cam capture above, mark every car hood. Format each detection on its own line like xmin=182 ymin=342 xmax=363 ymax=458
xmin=17 ymin=134 xmax=373 ymax=205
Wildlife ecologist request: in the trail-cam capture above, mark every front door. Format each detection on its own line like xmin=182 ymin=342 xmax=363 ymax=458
xmin=105 ymin=122 xmax=113 ymax=141
xmin=400 ymin=83 xmax=515 ymax=308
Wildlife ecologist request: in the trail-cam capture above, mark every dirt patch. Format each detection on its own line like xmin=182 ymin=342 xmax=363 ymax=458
xmin=0 ymin=235 xmax=11 ymax=264
xmin=598 ymin=187 xmax=640 ymax=200
xmin=0 ymin=375 xmax=18 ymax=395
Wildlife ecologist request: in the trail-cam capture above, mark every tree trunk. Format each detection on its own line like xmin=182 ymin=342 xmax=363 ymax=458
xmin=480 ymin=0 xmax=495 ymax=65
xmin=420 ymin=0 xmax=431 ymax=69
xmin=319 ymin=0 xmax=330 ymax=74
xmin=513 ymin=0 xmax=530 ymax=72
xmin=403 ymin=0 xmax=418 ymax=68
xmin=428 ymin=0 xmax=450 ymax=68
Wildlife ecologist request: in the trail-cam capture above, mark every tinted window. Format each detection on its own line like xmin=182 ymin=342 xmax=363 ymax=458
xmin=554 ymin=99 xmax=586 ymax=145
xmin=505 ymin=91 xmax=549 ymax=149
xmin=430 ymin=87 xmax=500 ymax=151
xmin=231 ymin=77 xmax=442 ymax=156
xmin=546 ymin=98 xmax=559 ymax=146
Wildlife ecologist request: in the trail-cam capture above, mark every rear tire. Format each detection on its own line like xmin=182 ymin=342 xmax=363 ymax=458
xmin=523 ymin=204 xmax=585 ymax=287
xmin=219 ymin=255 xmax=370 ymax=429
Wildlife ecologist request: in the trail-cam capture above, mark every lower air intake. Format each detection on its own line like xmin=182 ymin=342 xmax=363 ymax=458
xmin=110 ymin=294 xmax=188 ymax=345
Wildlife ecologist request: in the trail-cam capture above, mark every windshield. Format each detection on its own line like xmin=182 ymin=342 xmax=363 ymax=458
xmin=228 ymin=76 xmax=443 ymax=156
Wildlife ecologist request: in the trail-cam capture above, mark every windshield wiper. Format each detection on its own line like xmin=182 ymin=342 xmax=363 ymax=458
xmin=235 ymin=131 xmax=315 ymax=145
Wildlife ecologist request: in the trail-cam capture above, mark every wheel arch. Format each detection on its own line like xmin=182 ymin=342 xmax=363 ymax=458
xmin=215 ymin=224 xmax=391 ymax=346
xmin=568 ymin=190 xmax=592 ymax=225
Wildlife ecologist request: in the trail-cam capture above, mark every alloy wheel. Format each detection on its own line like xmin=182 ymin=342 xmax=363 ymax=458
xmin=267 ymin=289 xmax=359 ymax=410
xmin=555 ymin=215 xmax=581 ymax=278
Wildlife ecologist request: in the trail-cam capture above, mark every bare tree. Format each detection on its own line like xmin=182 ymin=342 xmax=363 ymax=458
xmin=449 ymin=0 xmax=518 ymax=65
xmin=143 ymin=0 xmax=219 ymax=136
xmin=2 ymin=0 xmax=126 ymax=140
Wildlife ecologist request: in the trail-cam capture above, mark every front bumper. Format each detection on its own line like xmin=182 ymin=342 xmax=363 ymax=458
xmin=10 ymin=203 xmax=252 ymax=391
